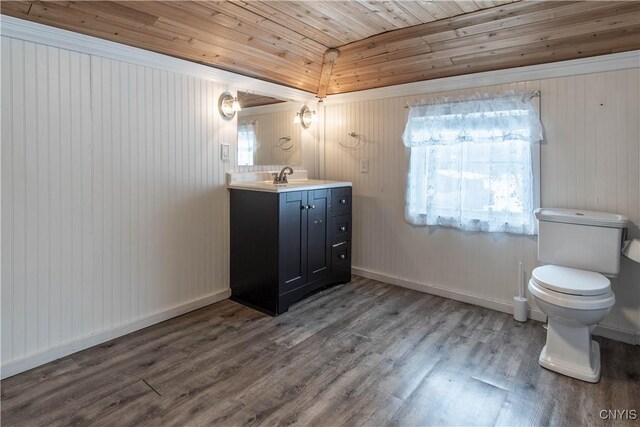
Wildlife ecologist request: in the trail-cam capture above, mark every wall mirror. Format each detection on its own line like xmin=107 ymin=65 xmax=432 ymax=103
xmin=236 ymin=91 xmax=302 ymax=166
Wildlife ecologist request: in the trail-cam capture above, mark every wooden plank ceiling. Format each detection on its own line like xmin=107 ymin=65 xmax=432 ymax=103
xmin=2 ymin=1 xmax=639 ymax=96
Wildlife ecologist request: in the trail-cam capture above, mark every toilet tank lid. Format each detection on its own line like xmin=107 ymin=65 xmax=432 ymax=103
xmin=534 ymin=208 xmax=628 ymax=228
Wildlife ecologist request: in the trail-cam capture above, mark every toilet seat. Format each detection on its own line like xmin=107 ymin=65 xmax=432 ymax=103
xmin=528 ymin=279 xmax=615 ymax=310
xmin=531 ymin=265 xmax=610 ymax=296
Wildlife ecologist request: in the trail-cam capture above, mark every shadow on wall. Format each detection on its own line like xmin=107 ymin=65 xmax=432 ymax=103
xmin=150 ymin=185 xmax=229 ymax=307
xmin=352 ymin=193 xmax=538 ymax=293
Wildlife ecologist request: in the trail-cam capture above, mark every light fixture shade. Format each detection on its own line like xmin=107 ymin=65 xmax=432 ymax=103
xmin=293 ymin=112 xmax=301 ymax=124
xmin=232 ymin=98 xmax=242 ymax=112
xmin=300 ymin=105 xmax=313 ymax=128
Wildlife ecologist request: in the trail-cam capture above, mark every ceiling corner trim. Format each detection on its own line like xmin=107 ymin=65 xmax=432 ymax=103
xmin=0 ymin=14 xmax=316 ymax=103
xmin=323 ymin=50 xmax=640 ymax=106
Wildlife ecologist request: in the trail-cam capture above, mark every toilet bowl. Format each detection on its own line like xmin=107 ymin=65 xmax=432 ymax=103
xmin=528 ymin=265 xmax=615 ymax=383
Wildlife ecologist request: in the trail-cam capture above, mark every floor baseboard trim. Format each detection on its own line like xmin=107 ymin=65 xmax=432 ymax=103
xmin=352 ymin=267 xmax=545 ymax=322
xmin=593 ymin=324 xmax=640 ymax=346
xmin=0 ymin=289 xmax=231 ymax=379
xmin=352 ymin=267 xmax=639 ymax=345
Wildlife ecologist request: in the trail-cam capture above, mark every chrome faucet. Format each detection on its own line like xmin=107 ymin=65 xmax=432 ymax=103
xmin=272 ymin=166 xmax=294 ymax=184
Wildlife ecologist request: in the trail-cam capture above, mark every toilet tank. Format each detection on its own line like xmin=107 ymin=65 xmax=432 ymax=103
xmin=536 ymin=208 xmax=628 ymax=275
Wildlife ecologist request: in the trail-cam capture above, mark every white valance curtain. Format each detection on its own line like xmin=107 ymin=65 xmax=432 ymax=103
xmin=402 ymin=93 xmax=543 ymax=146
xmin=403 ymin=92 xmax=543 ymax=235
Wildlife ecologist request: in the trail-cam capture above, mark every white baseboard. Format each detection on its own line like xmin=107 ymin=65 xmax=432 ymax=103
xmin=352 ymin=267 xmax=639 ymax=345
xmin=593 ymin=324 xmax=640 ymax=346
xmin=0 ymin=289 xmax=231 ymax=379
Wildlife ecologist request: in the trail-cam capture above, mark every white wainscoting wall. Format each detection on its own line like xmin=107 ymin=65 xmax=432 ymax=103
xmin=0 ymin=33 xmax=317 ymax=378
xmin=323 ymin=67 xmax=640 ymax=343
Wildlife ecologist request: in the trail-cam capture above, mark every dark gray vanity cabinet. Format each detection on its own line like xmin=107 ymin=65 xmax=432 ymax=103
xmin=278 ymin=189 xmax=330 ymax=294
xmin=230 ymin=186 xmax=352 ymax=315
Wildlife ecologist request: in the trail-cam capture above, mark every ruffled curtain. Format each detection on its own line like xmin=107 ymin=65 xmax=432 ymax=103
xmin=403 ymin=92 xmax=543 ymax=235
xmin=402 ymin=93 xmax=543 ymax=147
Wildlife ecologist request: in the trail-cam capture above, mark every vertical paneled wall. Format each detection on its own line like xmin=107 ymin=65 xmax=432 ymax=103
xmin=1 ymin=36 xmax=240 ymax=368
xmin=323 ymin=68 xmax=640 ymax=338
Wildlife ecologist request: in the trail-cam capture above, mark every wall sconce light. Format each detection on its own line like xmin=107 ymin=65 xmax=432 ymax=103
xmin=219 ymin=92 xmax=241 ymax=120
xmin=295 ymin=105 xmax=316 ymax=128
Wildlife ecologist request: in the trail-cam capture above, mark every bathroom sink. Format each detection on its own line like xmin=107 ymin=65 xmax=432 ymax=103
xmin=226 ymin=170 xmax=351 ymax=193
xmin=228 ymin=179 xmax=351 ymax=193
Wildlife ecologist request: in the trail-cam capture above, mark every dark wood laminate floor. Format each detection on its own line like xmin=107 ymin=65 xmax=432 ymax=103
xmin=2 ymin=276 xmax=639 ymax=426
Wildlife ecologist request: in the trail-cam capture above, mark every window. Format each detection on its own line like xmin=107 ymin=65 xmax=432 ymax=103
xmin=403 ymin=93 xmax=543 ymax=235
xmin=238 ymin=121 xmax=257 ymax=166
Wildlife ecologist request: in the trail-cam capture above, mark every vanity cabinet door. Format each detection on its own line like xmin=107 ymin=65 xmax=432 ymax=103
xmin=306 ymin=189 xmax=331 ymax=283
xmin=279 ymin=191 xmax=308 ymax=293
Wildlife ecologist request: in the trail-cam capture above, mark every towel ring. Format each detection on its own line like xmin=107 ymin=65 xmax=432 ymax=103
xmin=277 ymin=136 xmax=294 ymax=151
xmin=339 ymin=132 xmax=362 ymax=150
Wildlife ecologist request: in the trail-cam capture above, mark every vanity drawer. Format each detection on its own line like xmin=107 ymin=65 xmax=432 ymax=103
xmin=332 ymin=214 xmax=351 ymax=244
xmin=332 ymin=187 xmax=352 ymax=217
xmin=332 ymin=241 xmax=351 ymax=279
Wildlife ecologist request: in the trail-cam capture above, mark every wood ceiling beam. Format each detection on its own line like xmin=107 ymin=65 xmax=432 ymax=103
xmin=316 ymin=48 xmax=340 ymax=99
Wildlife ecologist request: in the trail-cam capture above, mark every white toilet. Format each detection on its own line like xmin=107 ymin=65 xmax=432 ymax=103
xmin=528 ymin=208 xmax=628 ymax=383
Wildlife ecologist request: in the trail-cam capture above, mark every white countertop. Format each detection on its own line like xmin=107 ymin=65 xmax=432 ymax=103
xmin=228 ymin=179 xmax=352 ymax=193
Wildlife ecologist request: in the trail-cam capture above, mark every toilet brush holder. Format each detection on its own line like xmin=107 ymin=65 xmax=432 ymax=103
xmin=513 ymin=296 xmax=528 ymax=322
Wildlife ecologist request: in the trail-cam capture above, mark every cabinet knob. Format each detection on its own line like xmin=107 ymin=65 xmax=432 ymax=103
xmin=339 ymin=226 xmax=346 ymax=231
xmin=339 ymin=254 xmax=346 ymax=259
xmin=310 ymin=205 xmax=315 ymax=209
xmin=339 ymin=199 xmax=347 ymax=204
